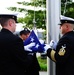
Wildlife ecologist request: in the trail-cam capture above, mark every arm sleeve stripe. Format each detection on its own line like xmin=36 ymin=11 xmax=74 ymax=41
xmin=50 ymin=50 xmax=56 ymax=62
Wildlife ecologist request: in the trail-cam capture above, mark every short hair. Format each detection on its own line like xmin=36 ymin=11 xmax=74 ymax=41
xmin=0 ymin=18 xmax=10 ymax=26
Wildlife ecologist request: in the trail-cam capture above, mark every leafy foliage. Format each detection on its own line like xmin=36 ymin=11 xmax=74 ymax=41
xmin=37 ymin=56 xmax=47 ymax=71
xmin=17 ymin=0 xmax=46 ymax=7
xmin=8 ymin=0 xmax=74 ymax=29
xmin=61 ymin=0 xmax=74 ymax=18
xmin=8 ymin=0 xmax=46 ymax=29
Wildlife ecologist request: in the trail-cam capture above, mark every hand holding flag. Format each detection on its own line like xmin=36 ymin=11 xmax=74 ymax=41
xmin=49 ymin=40 xmax=57 ymax=50
xmin=44 ymin=44 xmax=51 ymax=52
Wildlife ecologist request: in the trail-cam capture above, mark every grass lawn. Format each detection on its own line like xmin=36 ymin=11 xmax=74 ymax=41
xmin=37 ymin=56 xmax=47 ymax=71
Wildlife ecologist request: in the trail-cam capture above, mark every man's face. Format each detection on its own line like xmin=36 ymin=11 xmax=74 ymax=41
xmin=22 ymin=33 xmax=30 ymax=41
xmin=11 ymin=20 xmax=16 ymax=32
xmin=60 ymin=23 xmax=68 ymax=35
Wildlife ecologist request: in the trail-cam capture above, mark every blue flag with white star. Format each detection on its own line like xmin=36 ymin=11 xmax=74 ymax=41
xmin=23 ymin=30 xmax=45 ymax=53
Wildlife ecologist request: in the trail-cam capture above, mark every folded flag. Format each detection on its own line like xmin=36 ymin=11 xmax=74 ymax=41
xmin=23 ymin=30 xmax=45 ymax=53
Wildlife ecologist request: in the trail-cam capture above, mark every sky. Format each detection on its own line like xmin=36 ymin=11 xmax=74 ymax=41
xmin=0 ymin=0 xmax=44 ymax=14
xmin=0 ymin=0 xmax=74 ymax=12
xmin=0 ymin=0 xmax=45 ymax=31
xmin=1 ymin=0 xmax=74 ymax=31
xmin=0 ymin=0 xmax=31 ymax=31
xmin=0 ymin=0 xmax=31 ymax=14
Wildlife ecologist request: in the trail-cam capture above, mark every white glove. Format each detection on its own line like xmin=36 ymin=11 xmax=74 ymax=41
xmin=49 ymin=40 xmax=57 ymax=50
xmin=24 ymin=43 xmax=35 ymax=52
xmin=44 ymin=44 xmax=51 ymax=52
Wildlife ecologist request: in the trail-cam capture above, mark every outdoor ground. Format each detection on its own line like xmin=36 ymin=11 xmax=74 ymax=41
xmin=39 ymin=71 xmax=47 ymax=75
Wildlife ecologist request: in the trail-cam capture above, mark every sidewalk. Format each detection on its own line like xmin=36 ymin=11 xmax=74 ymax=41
xmin=39 ymin=71 xmax=47 ymax=75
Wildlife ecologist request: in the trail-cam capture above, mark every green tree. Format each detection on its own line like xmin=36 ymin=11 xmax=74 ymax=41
xmin=8 ymin=0 xmax=46 ymax=29
xmin=8 ymin=0 xmax=74 ymax=29
xmin=61 ymin=0 xmax=74 ymax=18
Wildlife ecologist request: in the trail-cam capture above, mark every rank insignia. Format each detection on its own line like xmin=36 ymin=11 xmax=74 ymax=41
xmin=58 ymin=45 xmax=66 ymax=56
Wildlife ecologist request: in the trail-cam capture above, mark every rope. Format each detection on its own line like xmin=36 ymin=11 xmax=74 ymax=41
xmin=33 ymin=0 xmax=38 ymax=37
xmin=33 ymin=0 xmax=36 ymax=29
xmin=33 ymin=0 xmax=46 ymax=37
xmin=42 ymin=0 xmax=46 ymax=24
xmin=63 ymin=0 xmax=67 ymax=15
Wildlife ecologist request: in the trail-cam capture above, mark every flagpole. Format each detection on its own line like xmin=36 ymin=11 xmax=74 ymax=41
xmin=46 ymin=0 xmax=61 ymax=75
